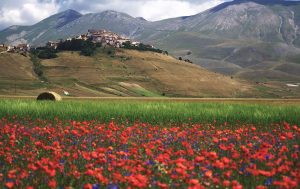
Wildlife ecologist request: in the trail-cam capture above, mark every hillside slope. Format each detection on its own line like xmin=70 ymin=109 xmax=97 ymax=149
xmin=0 ymin=52 xmax=44 ymax=95
xmin=40 ymin=49 xmax=253 ymax=97
xmin=0 ymin=48 xmax=257 ymax=97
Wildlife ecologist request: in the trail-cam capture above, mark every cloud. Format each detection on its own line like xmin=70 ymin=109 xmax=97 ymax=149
xmin=0 ymin=0 xmax=59 ymax=30
xmin=55 ymin=0 xmax=225 ymax=20
xmin=135 ymin=0 xmax=225 ymax=21
xmin=0 ymin=0 xmax=227 ymax=30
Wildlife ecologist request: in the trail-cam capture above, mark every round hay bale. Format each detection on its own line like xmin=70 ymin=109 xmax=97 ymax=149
xmin=37 ymin=92 xmax=62 ymax=101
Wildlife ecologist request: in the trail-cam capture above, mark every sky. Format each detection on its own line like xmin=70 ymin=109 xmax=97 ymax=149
xmin=0 ymin=0 xmax=227 ymax=30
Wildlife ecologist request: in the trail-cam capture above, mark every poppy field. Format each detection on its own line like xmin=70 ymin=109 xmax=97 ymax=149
xmin=0 ymin=99 xmax=299 ymax=188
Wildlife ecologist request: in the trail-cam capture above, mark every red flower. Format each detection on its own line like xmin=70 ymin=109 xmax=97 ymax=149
xmin=128 ymin=174 xmax=148 ymax=188
xmin=188 ymin=179 xmax=205 ymax=189
xmin=5 ymin=182 xmax=14 ymax=189
xmin=223 ymin=180 xmax=230 ymax=187
xmin=204 ymin=170 xmax=213 ymax=178
xmin=83 ymin=183 xmax=93 ymax=189
xmin=157 ymin=181 xmax=168 ymax=189
xmin=48 ymin=179 xmax=57 ymax=188
xmin=8 ymin=169 xmax=17 ymax=179
xmin=233 ymin=184 xmax=243 ymax=189
xmin=195 ymin=156 xmax=205 ymax=162
xmin=256 ymin=186 xmax=267 ymax=189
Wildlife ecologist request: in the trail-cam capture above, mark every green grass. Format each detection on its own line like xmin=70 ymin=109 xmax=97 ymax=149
xmin=0 ymin=99 xmax=299 ymax=126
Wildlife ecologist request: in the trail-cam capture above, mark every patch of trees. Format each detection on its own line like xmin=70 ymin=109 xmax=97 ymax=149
xmin=122 ymin=41 xmax=168 ymax=55
xmin=31 ymin=47 xmax=58 ymax=59
xmin=184 ymin=59 xmax=193 ymax=63
xmin=57 ymin=39 xmax=98 ymax=56
xmin=30 ymin=39 xmax=99 ymax=60
xmin=29 ymin=54 xmax=47 ymax=81
xmin=178 ymin=57 xmax=193 ymax=64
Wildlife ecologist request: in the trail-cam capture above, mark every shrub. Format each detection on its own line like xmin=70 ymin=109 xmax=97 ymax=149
xmin=29 ymin=54 xmax=47 ymax=81
xmin=31 ymin=47 xmax=58 ymax=59
xmin=122 ymin=41 xmax=165 ymax=54
xmin=80 ymin=47 xmax=94 ymax=56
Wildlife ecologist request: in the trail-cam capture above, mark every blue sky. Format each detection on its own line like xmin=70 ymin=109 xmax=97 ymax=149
xmin=0 ymin=0 xmax=228 ymax=30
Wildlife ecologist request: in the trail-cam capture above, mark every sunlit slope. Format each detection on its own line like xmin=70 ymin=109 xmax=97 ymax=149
xmin=40 ymin=49 xmax=251 ymax=97
xmin=0 ymin=52 xmax=45 ymax=95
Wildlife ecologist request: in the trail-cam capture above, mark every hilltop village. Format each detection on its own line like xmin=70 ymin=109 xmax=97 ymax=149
xmin=46 ymin=29 xmax=144 ymax=49
xmin=2 ymin=29 xmax=150 ymax=53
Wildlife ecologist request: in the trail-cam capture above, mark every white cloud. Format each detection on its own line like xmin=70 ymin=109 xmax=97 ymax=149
xmin=0 ymin=9 xmax=23 ymax=24
xmin=22 ymin=1 xmax=58 ymax=21
xmin=0 ymin=0 xmax=59 ymax=29
xmin=59 ymin=0 xmax=226 ymax=21
xmin=136 ymin=0 xmax=225 ymax=21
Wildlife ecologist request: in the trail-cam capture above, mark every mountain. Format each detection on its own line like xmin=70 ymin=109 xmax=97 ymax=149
xmin=1 ymin=1 xmax=300 ymax=47
xmin=140 ymin=0 xmax=300 ymax=83
xmin=0 ymin=9 xmax=82 ymax=45
xmin=140 ymin=0 xmax=300 ymax=44
xmin=0 ymin=0 xmax=300 ymax=86
xmin=53 ymin=10 xmax=147 ymax=40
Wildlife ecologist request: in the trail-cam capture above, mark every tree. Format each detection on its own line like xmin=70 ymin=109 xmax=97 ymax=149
xmin=31 ymin=48 xmax=58 ymax=59
xmin=80 ymin=47 xmax=94 ymax=56
xmin=57 ymin=39 xmax=97 ymax=56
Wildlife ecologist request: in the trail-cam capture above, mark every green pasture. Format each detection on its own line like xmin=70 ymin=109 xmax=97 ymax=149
xmin=0 ymin=99 xmax=299 ymax=126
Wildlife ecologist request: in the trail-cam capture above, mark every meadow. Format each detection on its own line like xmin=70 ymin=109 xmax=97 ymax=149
xmin=0 ymin=99 xmax=299 ymax=188
xmin=0 ymin=99 xmax=300 ymax=125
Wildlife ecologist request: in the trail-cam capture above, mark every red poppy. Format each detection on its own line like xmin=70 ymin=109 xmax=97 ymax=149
xmin=5 ymin=182 xmax=14 ymax=189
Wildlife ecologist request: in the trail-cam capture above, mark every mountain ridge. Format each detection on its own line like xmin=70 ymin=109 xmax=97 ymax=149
xmin=1 ymin=0 xmax=300 ymax=46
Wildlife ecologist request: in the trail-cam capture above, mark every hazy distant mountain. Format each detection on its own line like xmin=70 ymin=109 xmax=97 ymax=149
xmin=142 ymin=0 xmax=300 ymax=44
xmin=1 ymin=0 xmax=300 ymax=83
xmin=1 ymin=0 xmax=299 ymax=47
xmin=141 ymin=0 xmax=300 ymax=82
xmin=0 ymin=9 xmax=82 ymax=46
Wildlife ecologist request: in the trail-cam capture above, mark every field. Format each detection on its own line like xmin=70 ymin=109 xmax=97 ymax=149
xmin=0 ymin=99 xmax=300 ymax=125
xmin=0 ymin=99 xmax=299 ymax=188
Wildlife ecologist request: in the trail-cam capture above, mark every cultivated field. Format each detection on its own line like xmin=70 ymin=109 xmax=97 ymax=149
xmin=0 ymin=99 xmax=300 ymax=125
xmin=0 ymin=99 xmax=299 ymax=188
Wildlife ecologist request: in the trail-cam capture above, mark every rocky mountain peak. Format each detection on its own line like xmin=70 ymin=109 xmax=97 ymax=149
xmin=60 ymin=9 xmax=82 ymax=16
xmin=136 ymin=17 xmax=147 ymax=21
xmin=210 ymin=0 xmax=300 ymax=13
xmin=99 ymin=10 xmax=132 ymax=18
